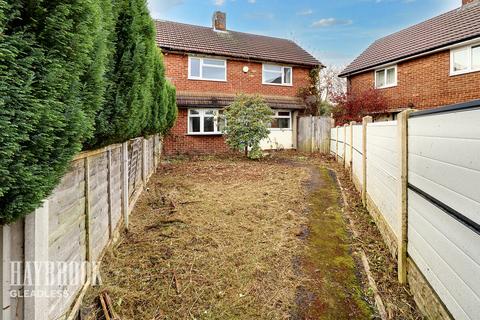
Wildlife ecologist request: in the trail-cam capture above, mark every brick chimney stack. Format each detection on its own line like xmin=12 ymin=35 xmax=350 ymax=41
xmin=462 ymin=0 xmax=477 ymax=5
xmin=212 ymin=11 xmax=226 ymax=31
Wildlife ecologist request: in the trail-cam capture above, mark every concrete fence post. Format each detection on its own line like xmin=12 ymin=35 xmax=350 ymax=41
xmin=1 ymin=225 xmax=11 ymax=320
xmin=349 ymin=121 xmax=356 ymax=176
xmin=122 ymin=141 xmax=129 ymax=230
xmin=107 ymin=149 xmax=113 ymax=238
xmin=24 ymin=200 xmax=49 ymax=320
xmin=361 ymin=116 xmax=372 ymax=206
xmin=142 ymin=138 xmax=148 ymax=186
xmin=397 ymin=109 xmax=414 ymax=284
xmin=343 ymin=123 xmax=347 ymax=168
xmin=335 ymin=126 xmax=339 ymax=161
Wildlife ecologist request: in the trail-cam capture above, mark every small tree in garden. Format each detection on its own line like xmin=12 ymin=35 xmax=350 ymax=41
xmin=332 ymin=88 xmax=388 ymax=125
xmin=223 ymin=95 xmax=274 ymax=159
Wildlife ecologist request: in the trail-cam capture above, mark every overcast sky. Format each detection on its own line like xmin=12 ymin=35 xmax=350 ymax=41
xmin=148 ymin=0 xmax=460 ymax=67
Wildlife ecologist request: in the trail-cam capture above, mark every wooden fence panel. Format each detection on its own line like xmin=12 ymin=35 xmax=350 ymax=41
xmin=0 ymin=134 xmax=160 ymax=320
xmin=110 ymin=147 xmax=123 ymax=230
xmin=88 ymin=153 xmax=110 ymax=263
xmin=47 ymin=159 xmax=87 ymax=319
xmin=297 ymin=116 xmax=332 ymax=153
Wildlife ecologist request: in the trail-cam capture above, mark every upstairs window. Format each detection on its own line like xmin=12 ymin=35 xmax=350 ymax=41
xmin=375 ymin=65 xmax=397 ymax=89
xmin=188 ymin=109 xmax=225 ymax=134
xmin=451 ymin=43 xmax=480 ymax=75
xmin=262 ymin=64 xmax=292 ymax=86
xmin=188 ymin=57 xmax=226 ymax=81
xmin=269 ymin=111 xmax=291 ymax=130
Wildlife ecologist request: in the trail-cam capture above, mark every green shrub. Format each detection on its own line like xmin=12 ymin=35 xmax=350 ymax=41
xmin=0 ymin=0 xmax=176 ymax=223
xmin=91 ymin=0 xmax=161 ymax=146
xmin=223 ymin=95 xmax=273 ymax=159
xmin=164 ymin=81 xmax=178 ymax=134
xmin=0 ymin=0 xmax=112 ymax=223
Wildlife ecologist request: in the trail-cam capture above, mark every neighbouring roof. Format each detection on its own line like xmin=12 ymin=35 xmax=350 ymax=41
xmin=339 ymin=1 xmax=480 ymax=77
xmin=176 ymin=92 xmax=307 ymax=110
xmin=155 ymin=20 xmax=322 ymax=68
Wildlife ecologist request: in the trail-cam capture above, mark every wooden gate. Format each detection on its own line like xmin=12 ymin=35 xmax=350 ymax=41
xmin=297 ymin=116 xmax=332 ymax=153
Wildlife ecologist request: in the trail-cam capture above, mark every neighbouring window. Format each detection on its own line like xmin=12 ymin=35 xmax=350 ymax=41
xmin=188 ymin=57 xmax=226 ymax=81
xmin=375 ymin=65 xmax=397 ymax=88
xmin=188 ymin=109 xmax=225 ymax=134
xmin=269 ymin=110 xmax=291 ymax=129
xmin=262 ymin=64 xmax=292 ymax=85
xmin=451 ymin=43 xmax=480 ymax=75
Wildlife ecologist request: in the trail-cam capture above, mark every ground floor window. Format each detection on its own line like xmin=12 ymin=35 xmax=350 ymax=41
xmin=188 ymin=108 xmax=225 ymax=134
xmin=269 ymin=110 xmax=291 ymax=130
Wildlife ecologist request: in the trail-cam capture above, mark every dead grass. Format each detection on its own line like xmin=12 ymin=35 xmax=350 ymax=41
xmin=83 ymin=156 xmax=310 ymax=319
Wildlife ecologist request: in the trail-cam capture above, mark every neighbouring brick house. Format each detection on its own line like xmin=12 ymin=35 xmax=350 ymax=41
xmin=339 ymin=0 xmax=480 ymax=120
xmin=155 ymin=12 xmax=322 ymax=155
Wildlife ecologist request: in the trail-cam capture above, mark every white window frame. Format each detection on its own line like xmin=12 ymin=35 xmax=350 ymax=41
xmin=187 ymin=108 xmax=224 ymax=135
xmin=450 ymin=43 xmax=480 ymax=76
xmin=188 ymin=56 xmax=227 ymax=82
xmin=374 ymin=65 xmax=397 ymax=89
xmin=269 ymin=110 xmax=292 ymax=131
xmin=262 ymin=64 xmax=293 ymax=86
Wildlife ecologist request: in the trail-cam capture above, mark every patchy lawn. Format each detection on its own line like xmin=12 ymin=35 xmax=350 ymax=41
xmin=82 ymin=155 xmax=375 ymax=319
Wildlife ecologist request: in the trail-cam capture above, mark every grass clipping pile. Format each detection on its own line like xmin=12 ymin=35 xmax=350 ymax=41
xmin=83 ymin=158 xmax=310 ymax=319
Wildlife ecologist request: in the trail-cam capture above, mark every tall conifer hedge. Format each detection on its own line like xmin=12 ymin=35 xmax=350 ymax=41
xmin=0 ymin=0 xmax=177 ymax=223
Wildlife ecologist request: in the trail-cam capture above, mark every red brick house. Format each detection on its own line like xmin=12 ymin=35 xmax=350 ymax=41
xmin=339 ymin=0 xmax=480 ymax=120
xmin=155 ymin=12 xmax=322 ymax=155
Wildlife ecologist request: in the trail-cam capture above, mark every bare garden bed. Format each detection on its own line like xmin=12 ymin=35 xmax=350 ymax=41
xmin=82 ymin=153 xmax=421 ymax=319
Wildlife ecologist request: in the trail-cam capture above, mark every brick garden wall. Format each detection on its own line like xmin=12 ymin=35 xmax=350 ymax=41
xmin=348 ymin=50 xmax=480 ymax=110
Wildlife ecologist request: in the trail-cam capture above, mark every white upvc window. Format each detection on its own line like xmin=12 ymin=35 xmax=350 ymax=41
xmin=262 ymin=64 xmax=292 ymax=86
xmin=450 ymin=43 xmax=480 ymax=75
xmin=188 ymin=56 xmax=227 ymax=81
xmin=374 ymin=65 xmax=397 ymax=89
xmin=187 ymin=109 xmax=225 ymax=134
xmin=268 ymin=110 xmax=291 ymax=130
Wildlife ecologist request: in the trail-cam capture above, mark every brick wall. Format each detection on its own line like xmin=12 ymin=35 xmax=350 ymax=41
xmin=163 ymin=52 xmax=312 ymax=97
xmin=162 ymin=52 xmax=314 ymax=155
xmin=163 ymin=108 xmax=230 ymax=155
xmin=348 ymin=50 xmax=480 ymax=110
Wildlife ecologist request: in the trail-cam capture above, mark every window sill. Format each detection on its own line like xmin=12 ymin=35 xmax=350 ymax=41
xmin=450 ymin=69 xmax=480 ymax=77
xmin=375 ymin=84 xmax=397 ymax=90
xmin=186 ymin=133 xmax=224 ymax=136
xmin=262 ymin=82 xmax=293 ymax=87
xmin=269 ymin=128 xmax=292 ymax=131
xmin=187 ymin=77 xmax=227 ymax=82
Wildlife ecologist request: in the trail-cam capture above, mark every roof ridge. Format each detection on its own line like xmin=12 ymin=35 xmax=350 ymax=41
xmin=154 ymin=19 xmax=295 ymax=43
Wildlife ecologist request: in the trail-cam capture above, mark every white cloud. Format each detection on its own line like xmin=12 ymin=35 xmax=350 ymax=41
xmin=248 ymin=0 xmax=256 ymax=3
xmin=147 ymin=0 xmax=184 ymax=19
xmin=214 ymin=0 xmax=226 ymax=5
xmin=311 ymin=18 xmax=353 ymax=28
xmin=297 ymin=9 xmax=313 ymax=16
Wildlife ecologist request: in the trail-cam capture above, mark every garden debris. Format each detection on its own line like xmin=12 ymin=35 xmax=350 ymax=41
xmin=99 ymin=291 xmax=121 ymax=320
xmin=82 ymin=156 xmax=310 ymax=319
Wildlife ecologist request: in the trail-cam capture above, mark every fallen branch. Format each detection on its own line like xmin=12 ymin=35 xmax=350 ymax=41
xmin=99 ymin=290 xmax=121 ymax=320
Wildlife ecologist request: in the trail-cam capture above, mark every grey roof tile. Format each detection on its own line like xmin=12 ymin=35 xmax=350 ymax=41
xmin=340 ymin=2 xmax=480 ymax=76
xmin=155 ymin=20 xmax=322 ymax=67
